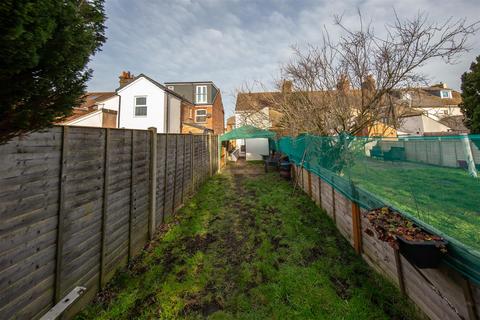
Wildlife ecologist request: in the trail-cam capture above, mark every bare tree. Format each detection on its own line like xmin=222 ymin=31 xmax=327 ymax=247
xmin=240 ymin=11 xmax=478 ymax=137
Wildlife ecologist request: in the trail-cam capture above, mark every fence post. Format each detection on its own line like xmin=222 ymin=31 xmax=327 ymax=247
xmin=351 ymin=202 xmax=362 ymax=255
xmin=54 ymin=126 xmax=68 ymax=303
xmin=162 ymin=135 xmax=169 ymax=223
xmin=190 ymin=134 xmax=195 ymax=195
xmin=317 ymin=176 xmax=322 ymax=206
xmin=148 ymin=127 xmax=158 ymax=239
xmin=331 ymin=176 xmax=336 ymax=224
xmin=172 ymin=135 xmax=178 ymax=213
xmin=307 ymin=170 xmax=313 ymax=198
xmin=100 ymin=128 xmax=111 ymax=288
xmin=128 ymin=130 xmax=135 ymax=261
xmin=461 ymin=134 xmax=478 ymax=178
xmin=208 ymin=134 xmax=212 ymax=177
xmin=350 ymin=180 xmax=362 ymax=254
xmin=438 ymin=137 xmax=444 ymax=166
xmin=181 ymin=135 xmax=186 ymax=203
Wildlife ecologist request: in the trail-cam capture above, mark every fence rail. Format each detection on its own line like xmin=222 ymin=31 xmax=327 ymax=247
xmin=0 ymin=126 xmax=219 ymax=320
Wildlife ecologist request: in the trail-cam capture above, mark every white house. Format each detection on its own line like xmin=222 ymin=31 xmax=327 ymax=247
xmin=116 ymin=73 xmax=189 ymax=133
xmin=59 ymin=92 xmax=118 ymax=128
xmin=399 ymin=112 xmax=452 ymax=136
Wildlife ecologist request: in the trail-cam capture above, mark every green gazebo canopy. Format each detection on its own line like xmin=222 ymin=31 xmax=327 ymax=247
xmin=220 ymin=125 xmax=276 ymax=142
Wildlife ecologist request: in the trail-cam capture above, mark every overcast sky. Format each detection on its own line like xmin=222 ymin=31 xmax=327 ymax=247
xmin=87 ymin=0 xmax=480 ymax=117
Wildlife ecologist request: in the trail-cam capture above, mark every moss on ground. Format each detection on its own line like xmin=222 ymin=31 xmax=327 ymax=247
xmin=76 ymin=168 xmax=420 ymax=320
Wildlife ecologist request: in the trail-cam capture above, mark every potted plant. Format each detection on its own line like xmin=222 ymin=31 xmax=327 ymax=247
xmin=278 ymin=156 xmax=291 ymax=179
xmin=364 ymin=207 xmax=447 ymax=269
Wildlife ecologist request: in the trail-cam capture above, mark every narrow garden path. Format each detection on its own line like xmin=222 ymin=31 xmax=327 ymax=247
xmin=77 ymin=163 xmax=419 ymax=320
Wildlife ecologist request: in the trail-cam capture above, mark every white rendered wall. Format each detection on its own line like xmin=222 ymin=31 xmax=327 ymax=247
xmin=421 ymin=115 xmax=451 ymax=133
xmin=400 ymin=115 xmax=451 ymax=135
xmin=168 ymin=95 xmax=181 ymax=133
xmin=98 ymin=95 xmax=119 ymax=112
xmin=246 ymin=138 xmax=269 ymax=161
xmin=118 ymin=77 xmax=166 ymax=132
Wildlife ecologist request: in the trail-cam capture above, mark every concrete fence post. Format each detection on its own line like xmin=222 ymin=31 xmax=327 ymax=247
xmin=461 ymin=134 xmax=478 ymax=178
xmin=148 ymin=127 xmax=158 ymax=240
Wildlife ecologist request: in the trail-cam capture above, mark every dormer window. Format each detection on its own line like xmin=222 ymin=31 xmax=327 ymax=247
xmin=440 ymin=90 xmax=452 ymax=99
xmin=196 ymin=85 xmax=207 ymax=104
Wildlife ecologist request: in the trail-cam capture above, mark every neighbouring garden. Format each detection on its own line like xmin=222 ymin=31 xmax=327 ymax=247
xmin=76 ymin=164 xmax=419 ymax=320
xmin=350 ymin=158 xmax=480 ymax=251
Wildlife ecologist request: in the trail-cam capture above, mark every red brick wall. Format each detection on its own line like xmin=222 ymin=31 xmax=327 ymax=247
xmin=212 ymin=91 xmax=225 ymax=134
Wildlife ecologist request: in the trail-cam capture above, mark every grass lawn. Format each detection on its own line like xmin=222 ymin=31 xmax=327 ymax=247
xmin=76 ymin=167 xmax=419 ymax=320
xmin=349 ymin=159 xmax=480 ymax=251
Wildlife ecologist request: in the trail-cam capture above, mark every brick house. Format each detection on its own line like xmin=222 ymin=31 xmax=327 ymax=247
xmin=164 ymin=81 xmax=225 ymax=135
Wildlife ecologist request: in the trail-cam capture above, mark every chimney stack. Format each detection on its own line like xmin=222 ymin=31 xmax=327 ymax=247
xmin=361 ymin=75 xmax=376 ymax=92
xmin=119 ymin=71 xmax=135 ymax=88
xmin=281 ymin=80 xmax=293 ymax=93
xmin=336 ymin=74 xmax=350 ymax=92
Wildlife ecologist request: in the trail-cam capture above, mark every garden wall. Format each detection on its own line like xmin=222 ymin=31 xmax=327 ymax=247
xmin=0 ymin=126 xmax=219 ymax=320
xmin=377 ymin=137 xmax=480 ymax=168
xmin=293 ymin=165 xmax=480 ymax=320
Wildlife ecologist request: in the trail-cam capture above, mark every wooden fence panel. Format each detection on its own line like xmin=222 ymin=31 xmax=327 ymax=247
xmin=59 ymin=127 xmax=105 ymax=316
xmin=130 ymin=130 xmax=150 ymax=255
xmin=0 ymin=128 xmax=62 ymax=319
xmin=183 ymin=135 xmax=193 ymax=199
xmin=193 ymin=136 xmax=203 ymax=191
xmin=174 ymin=135 xmax=185 ymax=210
xmin=164 ymin=135 xmax=176 ymax=219
xmin=104 ymin=129 xmax=132 ymax=282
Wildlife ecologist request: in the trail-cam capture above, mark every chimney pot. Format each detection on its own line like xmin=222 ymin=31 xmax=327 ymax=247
xmin=282 ymin=80 xmax=293 ymax=93
xmin=336 ymin=75 xmax=350 ymax=92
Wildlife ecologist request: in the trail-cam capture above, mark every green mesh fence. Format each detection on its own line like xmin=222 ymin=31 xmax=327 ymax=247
xmin=278 ymin=133 xmax=480 ymax=285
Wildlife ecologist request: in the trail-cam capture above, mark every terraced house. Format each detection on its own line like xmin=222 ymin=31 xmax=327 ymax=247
xmin=165 ymin=81 xmax=225 ymax=135
xmin=59 ymin=73 xmax=225 ymax=135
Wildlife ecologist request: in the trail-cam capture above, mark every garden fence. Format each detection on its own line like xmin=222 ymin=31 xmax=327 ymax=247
xmin=0 ymin=126 xmax=219 ymax=319
xmin=279 ymin=133 xmax=480 ymax=320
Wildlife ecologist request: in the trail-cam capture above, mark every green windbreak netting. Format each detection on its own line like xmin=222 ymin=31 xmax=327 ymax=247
xmin=220 ymin=125 xmax=276 ymax=142
xmin=278 ymin=133 xmax=480 ymax=285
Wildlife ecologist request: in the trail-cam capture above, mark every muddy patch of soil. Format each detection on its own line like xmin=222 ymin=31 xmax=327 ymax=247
xmin=184 ymin=233 xmax=217 ymax=255
xmin=303 ymin=246 xmax=324 ymax=265
xmin=329 ymin=275 xmax=351 ymax=300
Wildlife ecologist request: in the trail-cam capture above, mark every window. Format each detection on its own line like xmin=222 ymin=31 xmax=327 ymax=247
xmin=195 ymin=85 xmax=207 ymax=104
xmin=167 ymin=86 xmax=174 ymax=90
xmin=195 ymin=109 xmax=207 ymax=123
xmin=134 ymin=96 xmax=147 ymax=116
xmin=440 ymin=90 xmax=451 ymax=99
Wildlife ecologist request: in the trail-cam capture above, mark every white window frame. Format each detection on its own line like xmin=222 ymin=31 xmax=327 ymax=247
xmin=195 ymin=85 xmax=208 ymax=104
xmin=134 ymin=96 xmax=147 ymax=117
xmin=195 ymin=109 xmax=207 ymax=123
xmin=167 ymin=85 xmax=174 ymax=90
xmin=440 ymin=90 xmax=452 ymax=99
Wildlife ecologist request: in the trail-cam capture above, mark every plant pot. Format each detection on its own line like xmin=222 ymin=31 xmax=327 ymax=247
xmin=279 ymin=162 xmax=291 ymax=179
xmin=397 ymin=236 xmax=447 ymax=269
